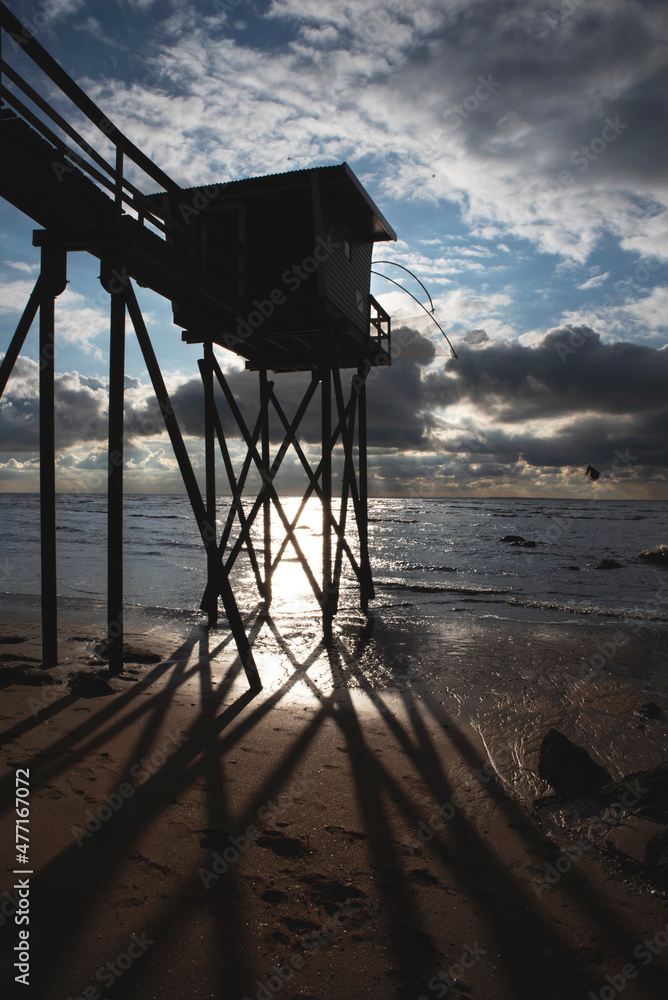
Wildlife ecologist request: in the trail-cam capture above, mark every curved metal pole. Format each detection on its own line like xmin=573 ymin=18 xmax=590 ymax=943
xmin=370 ymin=270 xmax=458 ymax=358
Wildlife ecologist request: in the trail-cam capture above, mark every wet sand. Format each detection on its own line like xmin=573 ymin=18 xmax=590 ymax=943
xmin=1 ymin=595 xmax=667 ymax=1000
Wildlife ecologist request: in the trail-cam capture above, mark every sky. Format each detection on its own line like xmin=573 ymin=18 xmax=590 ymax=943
xmin=1 ymin=0 xmax=667 ymax=498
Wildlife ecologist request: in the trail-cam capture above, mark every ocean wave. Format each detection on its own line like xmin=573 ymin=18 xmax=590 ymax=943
xmin=128 ymin=514 xmax=189 ymax=519
xmin=504 ymin=597 xmax=668 ymax=621
xmin=380 ymin=581 xmax=510 ymax=596
xmin=402 ymin=564 xmax=457 ymax=573
xmin=369 ymin=518 xmax=418 ymax=524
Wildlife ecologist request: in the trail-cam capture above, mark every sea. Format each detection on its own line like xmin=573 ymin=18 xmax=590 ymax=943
xmin=2 ymin=492 xmax=667 ymax=801
xmin=1 ymin=493 xmax=667 ymax=628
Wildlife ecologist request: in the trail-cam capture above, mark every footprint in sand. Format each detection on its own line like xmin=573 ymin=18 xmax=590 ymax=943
xmin=324 ymin=824 xmax=367 ymax=841
xmin=260 ymin=889 xmax=287 ymax=904
xmin=256 ymin=830 xmax=309 ymax=858
xmin=407 ymin=868 xmax=441 ymax=886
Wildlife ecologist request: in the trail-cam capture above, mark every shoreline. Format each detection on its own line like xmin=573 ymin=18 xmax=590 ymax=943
xmin=1 ymin=597 xmax=667 ymax=998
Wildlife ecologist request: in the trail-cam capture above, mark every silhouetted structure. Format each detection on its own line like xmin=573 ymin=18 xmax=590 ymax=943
xmin=0 ymin=2 xmax=396 ymax=677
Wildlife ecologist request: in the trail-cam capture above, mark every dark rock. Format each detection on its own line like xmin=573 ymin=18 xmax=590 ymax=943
xmin=0 ymin=665 xmax=54 ymax=687
xmin=67 ymin=671 xmax=114 ymax=697
xmin=637 ymin=701 xmax=663 ymax=720
xmin=594 ymin=559 xmax=622 ymax=569
xmin=638 ymin=544 xmax=668 ymax=566
xmin=538 ymin=729 xmax=610 ymax=796
xmin=0 ymin=635 xmax=26 ymax=644
xmin=510 ymin=539 xmax=537 ymax=548
xmin=501 ymin=534 xmax=525 ymax=543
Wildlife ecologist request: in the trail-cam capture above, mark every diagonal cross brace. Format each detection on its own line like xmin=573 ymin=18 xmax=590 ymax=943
xmin=220 ymin=369 xmax=319 ymax=578
xmin=210 ymin=356 xmax=324 ymax=604
xmin=200 ymin=359 xmax=266 ymax=600
xmin=0 ymin=274 xmax=43 ymax=400
xmin=125 ymin=284 xmax=261 ymax=690
xmin=268 ymin=379 xmax=364 ymax=583
xmin=268 ymin=386 xmax=363 ymax=584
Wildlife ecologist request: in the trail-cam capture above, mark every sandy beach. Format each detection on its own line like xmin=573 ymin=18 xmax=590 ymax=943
xmin=0 ymin=596 xmax=667 ymax=1000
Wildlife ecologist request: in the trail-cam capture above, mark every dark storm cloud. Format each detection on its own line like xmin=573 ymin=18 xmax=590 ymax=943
xmin=3 ymin=325 xmax=666 ymax=479
xmin=450 ymin=413 xmax=668 ymax=473
xmin=426 ymin=326 xmax=668 ymax=422
xmin=412 ymin=0 xmax=668 ymax=187
xmin=166 ymin=326 xmax=438 ymax=452
xmin=425 ymin=326 xmax=668 ymax=473
xmin=0 ymin=357 xmax=108 ymax=452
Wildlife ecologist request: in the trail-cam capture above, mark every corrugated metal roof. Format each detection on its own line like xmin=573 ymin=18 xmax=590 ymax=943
xmin=147 ymin=162 xmax=397 ymax=242
xmin=175 ymin=162 xmax=346 ymax=193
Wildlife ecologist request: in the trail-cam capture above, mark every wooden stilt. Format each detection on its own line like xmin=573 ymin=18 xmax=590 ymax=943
xmin=203 ymin=340 xmax=218 ymax=626
xmin=357 ymin=365 xmax=374 ymax=609
xmin=260 ymin=368 xmax=272 ymax=608
xmin=321 ymin=337 xmax=333 ymax=643
xmin=331 ymin=367 xmax=358 ymax=613
xmin=38 ymin=245 xmax=66 ymax=668
xmin=105 ymin=261 xmax=125 ymax=675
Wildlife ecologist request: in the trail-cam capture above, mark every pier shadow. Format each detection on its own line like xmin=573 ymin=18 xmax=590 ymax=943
xmin=0 ymin=608 xmax=667 ymax=1000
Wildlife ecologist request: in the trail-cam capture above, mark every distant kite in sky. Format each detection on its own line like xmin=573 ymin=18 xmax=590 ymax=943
xmin=584 ymin=465 xmax=600 ymax=481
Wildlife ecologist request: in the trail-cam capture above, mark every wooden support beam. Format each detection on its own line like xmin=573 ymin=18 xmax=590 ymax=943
xmin=125 ymin=283 xmax=261 ymax=690
xmin=196 ymin=356 xmax=266 ymax=600
xmin=103 ymin=259 xmax=126 ymax=675
xmin=215 ymin=377 xmax=318 ymax=584
xmin=209 ymin=401 xmax=266 ymax=597
xmin=219 ymin=371 xmax=317 ymax=575
xmin=260 ymin=369 xmax=272 ymax=608
xmin=332 ymin=369 xmax=358 ymax=609
xmin=269 ymin=386 xmax=363 ymax=584
xmin=218 ymin=407 xmax=264 ymax=556
xmin=202 ymin=341 xmax=218 ymax=626
xmin=321 ymin=337 xmax=334 ymax=643
xmin=38 ymin=245 xmax=66 ymax=668
xmin=0 ymin=274 xmax=42 ymax=401
xmin=357 ymin=365 xmax=374 ymax=607
xmin=210 ymin=356 xmax=323 ymax=605
xmin=270 ymin=388 xmax=356 ymax=574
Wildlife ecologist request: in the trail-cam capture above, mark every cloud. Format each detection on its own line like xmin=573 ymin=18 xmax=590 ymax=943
xmin=3 ymin=261 xmax=39 ymax=275
xmin=160 ymin=325 xmax=438 ymax=453
xmin=463 ymin=329 xmax=489 ymax=346
xmin=578 ymin=272 xmax=609 ymax=290
xmin=2 ymin=321 xmax=666 ymax=494
xmin=427 ymin=325 xmax=668 ymax=421
xmin=0 ymin=279 xmax=37 ymax=314
xmin=0 ymin=357 xmax=109 ymax=452
xmin=0 ymin=279 xmax=108 ymax=356
xmin=417 ymin=325 xmax=668 ymax=483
